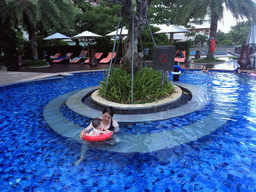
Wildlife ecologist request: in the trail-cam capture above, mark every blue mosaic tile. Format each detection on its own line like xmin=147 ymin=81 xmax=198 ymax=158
xmin=1 ymin=71 xmax=256 ymax=191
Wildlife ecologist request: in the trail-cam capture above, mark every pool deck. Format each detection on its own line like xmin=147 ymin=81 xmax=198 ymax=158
xmin=1 ymin=58 xmax=254 ymax=86
xmin=0 ymin=64 xmax=106 ymax=86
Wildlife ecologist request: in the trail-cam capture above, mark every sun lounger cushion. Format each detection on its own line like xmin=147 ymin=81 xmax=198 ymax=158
xmin=50 ymin=53 xmax=61 ymax=59
xmin=99 ymin=52 xmax=116 ymax=63
xmin=53 ymin=53 xmax=73 ymax=63
xmin=174 ymin=51 xmax=186 ymax=63
xmin=84 ymin=52 xmax=103 ymax=63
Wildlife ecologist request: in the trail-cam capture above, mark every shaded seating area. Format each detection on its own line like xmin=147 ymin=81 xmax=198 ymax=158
xmin=52 ymin=53 xmax=73 ymax=63
xmin=174 ymin=51 xmax=186 ymax=63
xmin=99 ymin=52 xmax=116 ymax=64
xmin=84 ymin=52 xmax=103 ymax=64
xmin=69 ymin=50 xmax=88 ymax=64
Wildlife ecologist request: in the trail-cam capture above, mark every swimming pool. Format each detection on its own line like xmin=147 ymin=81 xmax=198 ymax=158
xmin=1 ymin=70 xmax=256 ymax=191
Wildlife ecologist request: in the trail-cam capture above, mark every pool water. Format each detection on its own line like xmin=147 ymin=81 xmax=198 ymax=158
xmin=1 ymin=71 xmax=256 ymax=192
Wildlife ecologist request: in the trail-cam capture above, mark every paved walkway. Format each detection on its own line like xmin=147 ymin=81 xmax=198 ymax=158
xmin=0 ymin=64 xmax=109 ymax=86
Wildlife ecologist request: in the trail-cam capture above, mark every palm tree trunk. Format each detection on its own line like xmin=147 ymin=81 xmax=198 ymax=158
xmin=207 ymin=14 xmax=218 ymax=58
xmin=23 ymin=12 xmax=38 ymax=60
xmin=121 ymin=0 xmax=150 ymax=73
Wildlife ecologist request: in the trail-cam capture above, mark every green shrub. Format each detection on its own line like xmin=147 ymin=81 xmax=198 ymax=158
xmin=194 ymin=57 xmax=225 ymax=63
xmin=98 ymin=67 xmax=175 ymax=104
xmin=24 ymin=60 xmax=48 ymax=67
xmin=218 ymin=39 xmax=233 ymax=47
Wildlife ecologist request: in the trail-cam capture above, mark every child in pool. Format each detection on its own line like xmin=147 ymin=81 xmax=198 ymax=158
xmin=80 ymin=118 xmax=104 ymax=137
xmin=234 ymin=67 xmax=241 ymax=74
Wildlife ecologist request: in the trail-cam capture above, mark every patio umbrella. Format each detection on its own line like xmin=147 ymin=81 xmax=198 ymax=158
xmin=43 ymin=32 xmax=71 ymax=40
xmin=246 ymin=25 xmax=256 ymax=45
xmin=246 ymin=25 xmax=256 ymax=68
xmin=106 ymin=28 xmax=128 ymax=37
xmin=72 ymin=31 xmax=103 ymax=39
xmin=106 ymin=28 xmax=128 ymax=56
xmin=43 ymin=32 xmax=71 ymax=52
xmin=72 ymin=31 xmax=103 ymax=57
xmin=154 ymin=24 xmax=190 ymax=45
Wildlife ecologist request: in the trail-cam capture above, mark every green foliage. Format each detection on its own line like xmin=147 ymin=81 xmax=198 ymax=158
xmin=22 ymin=41 xmax=33 ymax=60
xmin=213 ymin=21 xmax=251 ymax=46
xmin=140 ymin=25 xmax=169 ymax=60
xmin=2 ymin=0 xmax=76 ymax=60
xmin=0 ymin=1 xmax=26 ymax=60
xmin=71 ymin=2 xmax=122 ymax=55
xmin=24 ymin=60 xmax=48 ymax=67
xmin=215 ymin=31 xmax=226 ymax=44
xmin=148 ymin=0 xmax=202 ymax=25
xmin=226 ymin=21 xmax=250 ymax=44
xmin=98 ymin=67 xmax=175 ymax=104
xmin=194 ymin=57 xmax=225 ymax=63
xmin=74 ymin=3 xmax=121 ymax=36
xmin=218 ymin=39 xmax=233 ymax=47
xmin=194 ymin=34 xmax=208 ymax=47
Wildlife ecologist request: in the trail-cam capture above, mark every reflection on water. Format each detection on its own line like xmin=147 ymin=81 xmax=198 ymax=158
xmin=213 ymin=58 xmax=237 ymax=70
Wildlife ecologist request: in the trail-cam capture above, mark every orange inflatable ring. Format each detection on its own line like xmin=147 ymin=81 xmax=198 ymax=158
xmin=83 ymin=131 xmax=113 ymax=142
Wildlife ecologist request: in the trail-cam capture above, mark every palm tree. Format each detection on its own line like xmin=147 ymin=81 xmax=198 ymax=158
xmin=183 ymin=0 xmax=256 ymax=58
xmin=2 ymin=0 xmax=75 ymax=60
xmin=79 ymin=0 xmax=152 ymax=72
xmin=148 ymin=0 xmax=256 ymax=58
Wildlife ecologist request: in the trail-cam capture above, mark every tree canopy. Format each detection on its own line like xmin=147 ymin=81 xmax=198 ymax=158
xmin=3 ymin=0 xmax=256 ymax=61
xmin=148 ymin=0 xmax=256 ymax=58
xmin=2 ymin=0 xmax=76 ymax=59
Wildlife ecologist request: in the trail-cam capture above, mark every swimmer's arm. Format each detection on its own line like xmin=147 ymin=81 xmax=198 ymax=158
xmin=113 ymin=126 xmax=120 ymax=133
xmin=79 ymin=123 xmax=93 ymax=139
xmin=113 ymin=120 xmax=120 ymax=133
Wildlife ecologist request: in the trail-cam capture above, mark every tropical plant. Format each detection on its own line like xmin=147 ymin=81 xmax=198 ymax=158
xmin=24 ymin=60 xmax=48 ymax=67
xmin=182 ymin=0 xmax=256 ymax=58
xmin=74 ymin=3 xmax=121 ymax=36
xmin=226 ymin=21 xmax=251 ymax=45
xmin=98 ymin=67 xmax=175 ymax=104
xmin=195 ymin=34 xmax=208 ymax=47
xmin=149 ymin=0 xmax=256 ymax=58
xmin=2 ymin=0 xmax=76 ymax=60
xmin=215 ymin=31 xmax=226 ymax=44
xmin=77 ymin=0 xmax=153 ymax=73
xmin=218 ymin=39 xmax=233 ymax=47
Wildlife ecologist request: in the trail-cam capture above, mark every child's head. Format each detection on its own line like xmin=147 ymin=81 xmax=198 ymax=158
xmin=92 ymin=118 xmax=102 ymax=130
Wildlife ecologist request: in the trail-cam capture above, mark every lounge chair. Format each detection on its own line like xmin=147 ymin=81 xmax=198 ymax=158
xmin=69 ymin=50 xmax=88 ymax=64
xmin=52 ymin=53 xmax=73 ymax=63
xmin=99 ymin=52 xmax=116 ymax=64
xmin=49 ymin=53 xmax=62 ymax=63
xmin=84 ymin=52 xmax=103 ymax=64
xmin=174 ymin=51 xmax=186 ymax=63
xmin=50 ymin=53 xmax=61 ymax=60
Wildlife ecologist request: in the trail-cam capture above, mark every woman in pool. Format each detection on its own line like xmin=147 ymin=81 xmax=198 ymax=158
xmin=201 ymin=65 xmax=208 ymax=73
xmin=76 ymin=107 xmax=120 ymax=165
xmin=79 ymin=107 xmax=120 ymax=142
